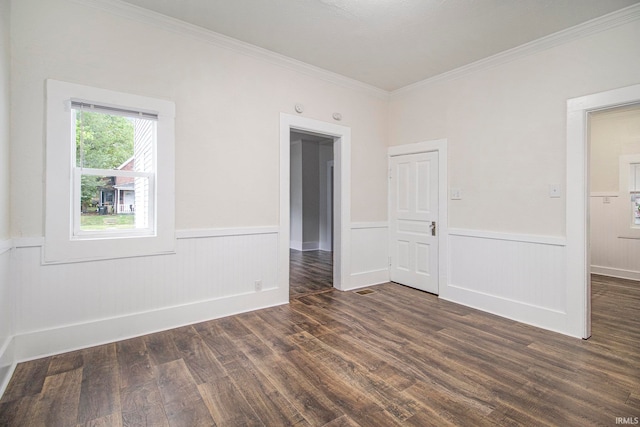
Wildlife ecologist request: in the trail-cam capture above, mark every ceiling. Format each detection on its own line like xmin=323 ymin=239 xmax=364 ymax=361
xmin=120 ymin=0 xmax=639 ymax=91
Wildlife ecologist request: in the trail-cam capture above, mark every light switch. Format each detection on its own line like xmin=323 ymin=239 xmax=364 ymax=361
xmin=549 ymin=184 xmax=561 ymax=198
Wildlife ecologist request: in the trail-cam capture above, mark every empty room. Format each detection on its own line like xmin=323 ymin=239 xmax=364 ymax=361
xmin=0 ymin=0 xmax=639 ymax=425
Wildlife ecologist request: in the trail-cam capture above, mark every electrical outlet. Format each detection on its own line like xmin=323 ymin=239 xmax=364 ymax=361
xmin=255 ymin=280 xmax=262 ymax=292
xmin=450 ymin=188 xmax=462 ymax=200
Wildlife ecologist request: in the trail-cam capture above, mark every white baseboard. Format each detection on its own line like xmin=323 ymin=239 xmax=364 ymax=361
xmin=591 ymin=265 xmax=640 ymax=282
xmin=290 ymin=241 xmax=322 ymax=251
xmin=14 ymin=288 xmax=287 ymax=362
xmin=0 ymin=336 xmax=15 ymax=398
xmin=344 ymin=269 xmax=389 ymax=291
xmin=301 ymin=241 xmax=320 ymax=251
xmin=441 ymin=284 xmax=574 ymax=337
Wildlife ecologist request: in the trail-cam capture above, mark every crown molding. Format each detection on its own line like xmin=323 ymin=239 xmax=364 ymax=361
xmin=391 ymin=3 xmax=640 ymax=98
xmin=71 ymin=0 xmax=390 ymax=100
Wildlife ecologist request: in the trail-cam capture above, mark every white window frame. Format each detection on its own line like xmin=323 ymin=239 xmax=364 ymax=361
xmin=45 ymin=79 xmax=175 ymax=263
xmin=630 ymin=163 xmax=640 ymax=227
xmin=618 ymin=154 xmax=640 ymax=238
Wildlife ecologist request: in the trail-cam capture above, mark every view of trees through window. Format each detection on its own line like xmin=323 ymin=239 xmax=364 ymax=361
xmin=74 ymin=108 xmax=153 ymax=232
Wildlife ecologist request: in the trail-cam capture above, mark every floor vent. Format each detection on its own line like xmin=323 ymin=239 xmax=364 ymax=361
xmin=355 ymin=289 xmax=375 ymax=295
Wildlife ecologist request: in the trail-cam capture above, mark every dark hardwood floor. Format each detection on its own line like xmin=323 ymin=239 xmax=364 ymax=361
xmin=289 ymin=249 xmax=333 ymax=299
xmin=1 ymin=275 xmax=638 ymax=426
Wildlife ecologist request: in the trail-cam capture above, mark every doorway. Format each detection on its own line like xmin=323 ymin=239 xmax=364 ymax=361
xmin=278 ymin=113 xmax=352 ymax=302
xmin=566 ymin=83 xmax=640 ymax=339
xmin=588 ymin=104 xmax=640 ymax=281
xmin=388 ymin=151 xmax=439 ymax=294
xmin=289 ymin=131 xmax=335 ymax=298
xmin=387 ymin=139 xmax=448 ymax=296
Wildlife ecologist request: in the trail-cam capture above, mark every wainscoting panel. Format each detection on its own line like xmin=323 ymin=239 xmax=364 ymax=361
xmin=12 ymin=230 xmax=285 ymax=361
xmin=590 ymin=196 xmax=640 ymax=281
xmin=348 ymin=222 xmax=389 ymax=290
xmin=444 ymin=230 xmax=569 ymax=334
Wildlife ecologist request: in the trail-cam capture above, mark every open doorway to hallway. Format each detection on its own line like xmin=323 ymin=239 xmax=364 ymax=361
xmin=588 ymin=104 xmax=640 ymax=284
xmin=289 ymin=130 xmax=334 ymax=299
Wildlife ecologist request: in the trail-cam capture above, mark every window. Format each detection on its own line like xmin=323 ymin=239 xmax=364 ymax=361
xmin=72 ymin=102 xmax=156 ymax=237
xmin=45 ymin=80 xmax=175 ymax=263
xmin=631 ymin=163 xmax=640 ymax=227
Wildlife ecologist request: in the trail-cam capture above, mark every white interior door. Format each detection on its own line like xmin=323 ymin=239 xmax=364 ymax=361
xmin=389 ymin=151 xmax=439 ymax=294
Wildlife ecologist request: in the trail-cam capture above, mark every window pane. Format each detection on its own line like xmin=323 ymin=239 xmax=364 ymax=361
xmin=634 ymin=195 xmax=640 ymax=226
xmin=79 ymin=174 xmax=150 ymax=231
xmin=632 ymin=163 xmax=640 ymax=192
xmin=74 ymin=109 xmax=155 ymax=173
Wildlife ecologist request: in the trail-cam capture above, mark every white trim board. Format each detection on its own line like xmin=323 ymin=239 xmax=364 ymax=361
xmin=591 ymin=266 xmax=640 ymax=282
xmin=176 ymin=226 xmax=279 ymax=239
xmin=0 ymin=336 xmax=16 ymax=399
xmin=347 ymin=269 xmax=390 ymax=291
xmin=441 ymin=285 xmax=568 ymax=336
xmin=72 ymin=0 xmax=388 ymax=100
xmin=566 ymin=82 xmax=640 ymax=339
xmin=448 ymin=228 xmax=566 ymax=247
xmin=13 ymin=288 xmax=285 ymax=362
xmin=280 ymin=113 xmax=351 ymax=292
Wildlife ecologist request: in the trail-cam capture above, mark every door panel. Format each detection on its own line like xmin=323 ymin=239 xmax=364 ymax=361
xmin=389 ymin=151 xmax=439 ymax=294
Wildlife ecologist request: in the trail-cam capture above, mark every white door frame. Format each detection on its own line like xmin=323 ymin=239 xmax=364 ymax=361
xmin=279 ymin=114 xmax=351 ymax=296
xmin=388 ymin=139 xmax=448 ymax=293
xmin=566 ymin=83 xmax=640 ymax=339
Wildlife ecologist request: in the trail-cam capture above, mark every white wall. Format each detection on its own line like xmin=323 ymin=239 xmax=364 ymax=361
xmin=11 ymin=0 xmax=389 ymax=237
xmin=0 ymin=0 xmax=14 ymax=395
xmin=290 ymin=140 xmax=303 ymax=249
xmin=8 ymin=0 xmax=390 ymax=361
xmin=390 ymin=18 xmax=640 ymax=336
xmin=301 ymin=141 xmax=321 ymax=249
xmin=590 ymin=106 xmax=640 ymax=281
xmin=319 ymin=144 xmax=333 ymax=251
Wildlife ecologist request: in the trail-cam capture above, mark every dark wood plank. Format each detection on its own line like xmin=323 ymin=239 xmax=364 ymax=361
xmin=120 ymin=379 xmax=168 ymax=427
xmin=169 ymin=326 xmax=226 ymax=384
xmin=0 ymin=358 xmax=50 ymax=403
xmin=77 ymin=344 xmax=121 ymax=425
xmin=47 ymin=350 xmax=83 ymax=376
xmin=198 ymin=379 xmax=263 ymax=426
xmin=155 ymin=359 xmax=215 ymax=427
xmin=144 ymin=331 xmax=181 ymax=367
xmin=290 ymin=249 xmax=333 ymax=299
xmin=1 ymin=275 xmax=639 ymax=425
xmin=36 ymin=369 xmax=83 ymax=426
xmin=116 ymin=337 xmax=154 ymax=389
xmin=0 ymin=395 xmax=40 ymax=426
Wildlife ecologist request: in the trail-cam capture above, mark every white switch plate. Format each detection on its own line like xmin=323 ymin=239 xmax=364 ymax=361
xmin=549 ymin=184 xmax=561 ymax=198
xmin=450 ymin=188 xmax=462 ymax=200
